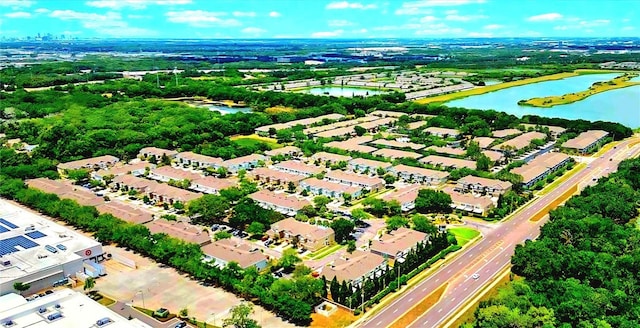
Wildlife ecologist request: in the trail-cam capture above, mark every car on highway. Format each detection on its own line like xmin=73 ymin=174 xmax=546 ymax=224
xmin=472 ymin=273 xmax=480 ymax=280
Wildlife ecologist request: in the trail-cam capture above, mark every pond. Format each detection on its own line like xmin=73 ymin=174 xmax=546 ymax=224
xmin=299 ymin=86 xmax=385 ymax=97
xmin=205 ymin=105 xmax=252 ymax=115
xmin=446 ymin=74 xmax=640 ymax=127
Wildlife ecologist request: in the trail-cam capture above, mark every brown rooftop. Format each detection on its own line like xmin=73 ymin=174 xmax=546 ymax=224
xmin=301 ymin=177 xmax=362 ymax=194
xmin=249 ymin=189 xmax=311 ymax=211
xmin=150 ymin=166 xmax=203 ymax=181
xmin=420 ymin=155 xmax=476 ymax=170
xmin=391 ymin=164 xmax=450 ymax=179
xmin=201 ymin=239 xmax=267 ymax=269
xmin=250 ymin=167 xmax=307 ymax=183
xmin=492 ymin=129 xmax=523 ymax=138
xmin=192 ymin=176 xmax=237 ymax=191
xmin=26 ymin=178 xmax=103 ymax=207
xmin=424 ymin=127 xmax=460 ymax=137
xmin=371 ymin=139 xmax=425 ymax=150
xmin=511 ymin=152 xmax=570 ymax=184
xmin=481 ymin=150 xmax=504 ymax=162
xmin=322 ymin=250 xmax=386 ymax=283
xmin=274 ymin=160 xmax=325 ymax=175
xmin=270 ymin=218 xmax=334 ymax=241
xmin=427 ymin=146 xmax=465 ymax=156
xmin=176 ymin=151 xmax=223 ymax=165
xmin=95 ymin=161 xmax=153 ymax=177
xmin=370 ymin=227 xmax=428 ymax=258
xmin=457 ymin=176 xmax=513 ymax=191
xmin=221 ymin=154 xmax=266 ymax=166
xmin=349 ymin=158 xmax=393 ymax=169
xmin=145 ymin=219 xmax=211 ymax=245
xmin=372 ymin=148 xmax=423 ymax=160
xmin=325 ymin=141 xmax=378 ymax=153
xmin=310 ymin=152 xmax=352 ymax=163
xmin=562 ymin=130 xmax=608 ymax=150
xmin=96 ymin=200 xmax=154 ymax=225
xmin=139 ymin=147 xmax=178 ymax=158
xmin=382 ymin=184 xmax=422 ymax=205
xmin=58 ymin=155 xmax=120 ymax=171
xmin=492 ymin=131 xmax=546 ymax=151
xmin=472 ymin=137 xmax=496 ymax=149
xmin=325 ymin=170 xmax=384 ymax=187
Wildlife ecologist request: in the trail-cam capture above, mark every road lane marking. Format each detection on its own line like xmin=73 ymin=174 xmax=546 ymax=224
xmin=422 ymin=287 xmax=427 ymax=292
xmin=409 ymin=298 xmax=414 ymax=303
xmin=393 ymin=309 xmax=398 ymax=314
xmin=376 ymin=321 xmax=382 ymax=326
xmin=423 ymin=320 xmax=429 ymax=326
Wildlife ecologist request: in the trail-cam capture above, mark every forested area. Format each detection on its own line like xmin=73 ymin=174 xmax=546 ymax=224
xmin=467 ymin=157 xmax=640 ymax=328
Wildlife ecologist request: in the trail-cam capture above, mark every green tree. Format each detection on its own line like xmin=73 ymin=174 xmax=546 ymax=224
xmin=354 ymin=125 xmax=366 ymax=136
xmin=187 ymin=194 xmax=230 ymax=225
xmin=476 ymin=154 xmax=492 ymax=171
xmin=342 ymin=192 xmax=352 ymax=205
xmin=415 ymin=189 xmax=452 ymax=214
xmin=347 ymin=240 xmax=356 ymax=253
xmin=350 ymin=208 xmax=368 ymax=222
xmin=386 ymin=215 xmax=409 ymax=231
xmin=279 ymin=249 xmax=302 ymax=272
xmin=376 ymin=166 xmax=387 ymax=177
xmin=313 ymin=196 xmax=331 ymax=211
xmin=83 ymin=277 xmax=95 ymax=292
xmin=214 ymin=230 xmax=232 ymax=240
xmin=223 ymin=302 xmax=261 ymax=328
xmin=466 ymin=141 xmax=482 ymax=159
xmin=287 ymin=181 xmax=296 ymax=193
xmin=66 ymin=169 xmax=90 ymax=183
xmin=412 ymin=214 xmax=437 ymax=234
xmin=217 ymin=166 xmax=228 ymax=178
xmin=383 ymin=174 xmax=397 ymax=185
xmin=13 ymin=282 xmax=30 ymax=295
xmin=331 ymin=218 xmax=355 ymax=244
xmin=246 ymin=222 xmax=265 ymax=236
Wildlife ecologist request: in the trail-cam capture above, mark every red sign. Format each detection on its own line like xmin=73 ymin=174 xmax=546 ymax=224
xmin=85 ymin=249 xmax=92 ymax=256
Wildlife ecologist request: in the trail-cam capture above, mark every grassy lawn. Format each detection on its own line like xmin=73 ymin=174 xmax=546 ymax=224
xmin=96 ymin=294 xmax=116 ymax=307
xmin=307 ymin=244 xmax=343 ymax=260
xmin=521 ymin=73 xmax=639 ymax=107
xmin=449 ymin=227 xmax=480 ymax=246
xmin=230 ymin=134 xmax=282 ymax=150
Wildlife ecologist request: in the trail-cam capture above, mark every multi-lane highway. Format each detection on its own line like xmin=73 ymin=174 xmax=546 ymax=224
xmin=359 ymin=137 xmax=640 ymax=328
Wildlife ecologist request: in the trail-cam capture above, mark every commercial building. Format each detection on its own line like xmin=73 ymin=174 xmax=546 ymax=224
xmin=561 ymin=130 xmax=609 ymax=154
xmin=0 ymin=289 xmax=151 ymax=327
xmin=273 ymin=160 xmax=324 ymax=177
xmin=144 ymin=219 xmax=211 ymax=246
xmin=220 ymin=154 xmax=266 ymax=173
xmin=389 ymin=164 xmax=449 ymax=185
xmin=372 ymin=148 xmax=423 ymax=160
xmin=300 ymin=178 xmax=363 ymax=199
xmin=424 ymin=127 xmax=461 ymax=139
xmin=456 ymin=176 xmax=513 ymax=196
xmin=348 ymin=158 xmax=393 ymax=174
xmin=325 ymin=171 xmax=384 ymax=191
xmin=0 ymin=200 xmax=104 ymax=296
xmin=249 ymin=190 xmax=311 ymax=216
xmin=511 ymin=152 xmax=571 ymax=188
xmin=370 ymin=227 xmax=430 ymax=260
xmin=138 ymin=147 xmax=178 ymax=160
xmin=269 ymin=218 xmax=334 ymax=252
xmin=420 ymin=155 xmax=476 ymax=170
xmin=201 ymin=239 xmax=268 ymax=270
xmin=175 ymin=151 xmax=223 ymax=169
xmin=382 ymin=184 xmax=422 ymax=211
xmin=57 ymin=155 xmax=120 ymax=174
xmin=322 ymin=251 xmax=387 ymax=287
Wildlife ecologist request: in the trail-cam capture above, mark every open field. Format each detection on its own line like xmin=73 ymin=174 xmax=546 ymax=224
xmin=521 ymin=73 xmax=640 ymax=107
xmin=230 ymin=134 xmax=281 ymax=149
xmin=449 ymin=227 xmax=481 ymax=246
xmin=265 ymin=105 xmax=296 ymax=114
xmin=415 ymin=69 xmax=625 ymax=104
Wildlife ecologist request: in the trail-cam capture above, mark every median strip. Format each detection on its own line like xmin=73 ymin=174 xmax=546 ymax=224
xmin=388 ymin=284 xmax=448 ymax=328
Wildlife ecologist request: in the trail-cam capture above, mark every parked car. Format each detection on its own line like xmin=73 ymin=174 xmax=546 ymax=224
xmin=173 ymin=322 xmax=187 ymax=328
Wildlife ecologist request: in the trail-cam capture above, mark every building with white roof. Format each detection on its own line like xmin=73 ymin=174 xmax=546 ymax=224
xmin=0 ymin=200 xmax=103 ymax=297
xmin=0 ymin=289 xmax=151 ymax=328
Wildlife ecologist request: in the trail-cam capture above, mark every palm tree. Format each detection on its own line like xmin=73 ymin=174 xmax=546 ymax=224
xmin=84 ymin=277 xmax=96 ymax=293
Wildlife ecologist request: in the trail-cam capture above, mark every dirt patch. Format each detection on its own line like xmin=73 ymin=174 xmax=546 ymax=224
xmin=311 ymin=307 xmax=360 ymax=328
xmin=388 ymin=283 xmax=447 ymax=328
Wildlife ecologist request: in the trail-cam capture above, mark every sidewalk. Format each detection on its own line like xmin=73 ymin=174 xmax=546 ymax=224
xmin=109 ymin=300 xmax=183 ymax=328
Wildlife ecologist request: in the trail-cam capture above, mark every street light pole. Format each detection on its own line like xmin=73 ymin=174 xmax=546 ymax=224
xmin=137 ymin=290 xmax=145 ymax=309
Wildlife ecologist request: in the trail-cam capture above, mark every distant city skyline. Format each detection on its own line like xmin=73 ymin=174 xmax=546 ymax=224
xmin=0 ymin=0 xmax=637 ymax=39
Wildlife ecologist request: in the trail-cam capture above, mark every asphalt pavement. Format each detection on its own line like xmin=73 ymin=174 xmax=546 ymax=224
xmin=358 ymin=138 xmax=640 ymax=328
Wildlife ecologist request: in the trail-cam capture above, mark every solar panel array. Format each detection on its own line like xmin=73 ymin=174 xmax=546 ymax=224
xmin=0 ymin=218 xmax=18 ymax=229
xmin=0 ymin=225 xmax=8 ymax=233
xmin=25 ymin=231 xmax=47 ymax=239
xmin=0 ymin=236 xmax=39 ymax=256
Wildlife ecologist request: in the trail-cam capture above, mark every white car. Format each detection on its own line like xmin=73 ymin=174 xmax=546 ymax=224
xmin=472 ymin=273 xmax=480 ymax=280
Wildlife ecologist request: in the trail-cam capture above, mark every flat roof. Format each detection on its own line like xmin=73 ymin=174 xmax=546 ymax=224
xmin=491 ymin=129 xmax=523 ymax=138
xmin=249 ymin=190 xmax=311 ymax=211
xmin=0 ymin=199 xmax=101 ymax=286
xmin=300 ymin=177 xmax=362 ymax=194
xmin=370 ymin=227 xmax=427 ymax=257
xmin=382 ymin=184 xmax=422 ymax=205
xmin=427 ymin=146 xmax=465 ymax=156
xmin=274 ymin=160 xmax=325 ymax=175
xmin=0 ymin=289 xmax=151 ymax=328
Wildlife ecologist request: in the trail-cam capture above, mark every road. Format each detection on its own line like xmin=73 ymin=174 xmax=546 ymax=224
xmin=359 ymin=138 xmax=640 ymax=328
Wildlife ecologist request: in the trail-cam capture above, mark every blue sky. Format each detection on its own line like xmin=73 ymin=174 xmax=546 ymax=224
xmin=0 ymin=0 xmax=637 ymax=39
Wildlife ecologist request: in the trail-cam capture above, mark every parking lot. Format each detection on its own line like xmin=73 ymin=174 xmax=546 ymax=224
xmin=98 ymin=245 xmax=297 ymax=328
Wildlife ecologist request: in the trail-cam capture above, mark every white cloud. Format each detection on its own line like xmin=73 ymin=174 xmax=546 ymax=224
xmin=420 ymin=15 xmax=438 ymax=23
xmin=445 ymin=14 xmax=487 ymax=21
xmin=0 ymin=0 xmax=33 ymax=9
xmin=86 ymin=0 xmax=191 ymax=10
xmin=233 ymin=11 xmax=256 ymax=17
xmin=622 ymin=26 xmax=634 ymax=31
xmin=5 ymin=11 xmax=31 ymax=18
xmin=483 ymin=24 xmax=503 ymax=30
xmin=311 ymin=29 xmax=344 ymax=37
xmin=34 ymin=8 xmax=49 ymax=13
xmin=128 ymin=14 xmax=151 ymax=19
xmin=554 ymin=19 xmax=609 ymax=30
xmin=527 ymin=13 xmax=563 ymax=22
xmin=241 ymin=27 xmax=266 ymax=34
xmin=326 ymin=1 xmax=377 ymax=10
xmin=49 ymin=10 xmax=156 ymax=37
xmin=467 ymin=31 xmax=492 ymax=37
xmin=445 ymin=9 xmax=458 ymax=15
xmin=328 ymin=19 xmax=354 ymax=27
xmin=269 ymin=11 xmax=281 ymax=17
xmin=166 ymin=10 xmax=241 ymax=27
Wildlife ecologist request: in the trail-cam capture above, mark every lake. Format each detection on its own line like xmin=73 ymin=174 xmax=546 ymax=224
xmin=446 ymin=74 xmax=640 ymax=127
xmin=205 ymin=105 xmax=252 ymax=115
xmin=300 ymin=87 xmax=384 ymax=97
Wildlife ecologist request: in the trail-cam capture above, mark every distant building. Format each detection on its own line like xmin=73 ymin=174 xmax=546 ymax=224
xmin=561 ymin=130 xmax=609 ymax=154
xmin=371 ymin=139 xmax=425 ymax=150
xmin=96 ymin=200 xmax=154 ymax=225
xmin=57 ymin=155 xmax=120 ymax=174
xmin=325 ymin=171 xmax=384 ymax=191
xmin=492 ymin=131 xmax=546 ymax=152
xmin=265 ymin=146 xmax=301 ymax=159
xmin=175 ymin=151 xmax=223 ymax=169
xmin=372 ymin=148 xmax=423 ymax=160
xmin=511 ymin=152 xmax=571 ymax=188
xmin=138 ymin=147 xmax=178 ymax=160
xmin=456 ymin=176 xmax=513 ymax=196
xmin=427 ymin=146 xmax=465 ymax=157
xmin=420 ymin=155 xmax=476 ymax=170
xmin=424 ymin=127 xmax=461 ymax=139
xmin=491 ymin=129 xmax=523 ymax=138
xmin=220 ymin=154 xmax=266 ymax=173
xmin=145 ymin=219 xmax=211 ymax=246
xmin=382 ymin=184 xmax=423 ymax=211
xmin=190 ymin=176 xmax=236 ymax=194
xmin=26 ymin=178 xmax=103 ymax=207
xmin=269 ymin=218 xmax=335 ymax=251
xmin=348 ymin=158 xmax=393 ymax=174
xmin=444 ymin=188 xmax=495 ymax=216
xmin=249 ymin=190 xmax=311 ymax=216
xmin=273 ymin=160 xmax=324 ymax=177
xmin=309 ymin=152 xmax=352 ymax=165
xmin=249 ymin=167 xmax=306 ymax=187
xmin=390 ymin=164 xmax=449 ymax=185
xmin=300 ymin=177 xmax=363 ymax=199
xmin=92 ymin=161 xmax=153 ymax=181
xmin=148 ymin=166 xmax=202 ymax=183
